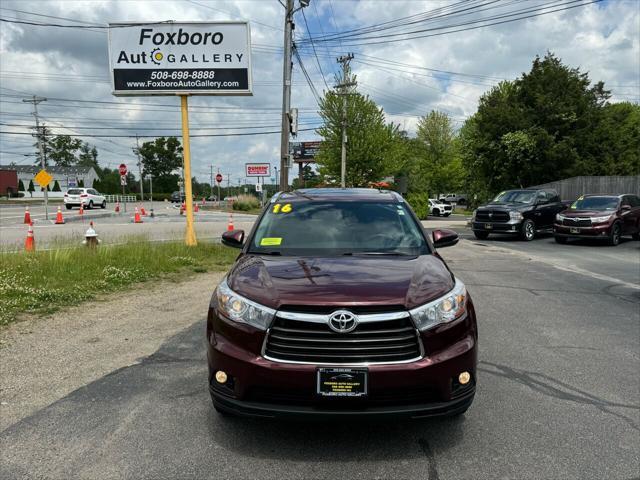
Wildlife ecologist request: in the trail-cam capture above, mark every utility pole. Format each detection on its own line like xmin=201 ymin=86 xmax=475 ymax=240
xmin=336 ymin=54 xmax=355 ymax=189
xmin=22 ymin=96 xmax=48 ymax=219
xmin=210 ymin=164 xmax=214 ymax=199
xmin=279 ymin=0 xmax=310 ymax=192
xmin=135 ymin=135 xmax=144 ymax=202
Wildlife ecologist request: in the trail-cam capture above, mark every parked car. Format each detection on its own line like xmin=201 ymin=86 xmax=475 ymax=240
xmin=554 ymin=194 xmax=640 ymax=246
xmin=429 ymin=198 xmax=453 ymax=217
xmin=471 ymin=189 xmax=567 ymax=241
xmin=170 ymin=191 xmax=186 ymax=203
xmin=439 ymin=193 xmax=468 ymax=205
xmin=63 ymin=188 xmax=106 ymax=209
xmin=208 ymin=188 xmax=478 ymax=419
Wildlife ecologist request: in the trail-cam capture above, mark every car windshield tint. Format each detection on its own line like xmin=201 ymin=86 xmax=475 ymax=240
xmin=492 ymin=190 xmax=536 ymax=204
xmin=570 ymin=197 xmax=618 ymax=211
xmin=67 ymin=189 xmax=82 ymax=195
xmin=249 ymin=201 xmax=429 ymax=256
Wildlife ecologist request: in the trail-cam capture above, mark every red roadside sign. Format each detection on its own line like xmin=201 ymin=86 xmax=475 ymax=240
xmin=119 ymin=163 xmax=127 ymax=176
xmin=216 ymin=173 xmax=223 ymax=184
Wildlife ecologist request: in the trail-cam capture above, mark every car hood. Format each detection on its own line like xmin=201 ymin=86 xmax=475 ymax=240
xmin=226 ymin=254 xmax=454 ymax=311
xmin=478 ymin=202 xmax=531 ymax=211
xmin=561 ymin=209 xmax=615 ymax=217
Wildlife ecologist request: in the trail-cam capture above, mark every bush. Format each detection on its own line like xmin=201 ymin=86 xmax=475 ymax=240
xmin=406 ymin=193 xmax=430 ymax=219
xmin=232 ymin=194 xmax=261 ymax=211
xmin=18 ymin=180 xmax=25 ymax=191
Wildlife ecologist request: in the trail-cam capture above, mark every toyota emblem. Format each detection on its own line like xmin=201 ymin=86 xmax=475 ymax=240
xmin=328 ymin=310 xmax=359 ymax=333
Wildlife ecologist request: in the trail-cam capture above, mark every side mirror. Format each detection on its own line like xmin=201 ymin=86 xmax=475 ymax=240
xmin=221 ymin=229 xmax=245 ymax=249
xmin=432 ymin=229 xmax=459 ymax=248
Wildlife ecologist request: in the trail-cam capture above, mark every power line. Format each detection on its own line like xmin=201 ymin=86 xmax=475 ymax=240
xmin=301 ymin=8 xmax=329 ymax=91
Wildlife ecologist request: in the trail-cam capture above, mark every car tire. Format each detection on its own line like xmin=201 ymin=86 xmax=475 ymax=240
xmin=632 ymin=231 xmax=640 ymax=241
xmin=473 ymin=231 xmax=490 ymax=240
xmin=433 ymin=208 xmax=440 ymax=217
xmin=88 ymin=200 xmax=94 ymax=210
xmin=608 ymin=222 xmax=622 ymax=246
xmin=66 ymin=205 xmax=72 ymax=210
xmin=101 ymin=200 xmax=106 ymax=209
xmin=444 ymin=213 xmax=451 ymax=217
xmin=554 ymin=236 xmax=567 ymax=244
xmin=520 ymin=219 xmax=535 ymax=241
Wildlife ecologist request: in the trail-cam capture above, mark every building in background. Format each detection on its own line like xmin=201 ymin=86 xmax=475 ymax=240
xmin=0 ymin=165 xmax=99 ymax=196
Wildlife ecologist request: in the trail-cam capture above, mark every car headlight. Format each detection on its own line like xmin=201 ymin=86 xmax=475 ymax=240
xmin=471 ymin=209 xmax=477 ymax=221
xmin=409 ymin=278 xmax=467 ymax=331
xmin=509 ymin=211 xmax=523 ymax=221
xmin=215 ymin=278 xmax=275 ymax=330
xmin=591 ymin=215 xmax=612 ymax=223
xmin=556 ymin=213 xmax=565 ymax=222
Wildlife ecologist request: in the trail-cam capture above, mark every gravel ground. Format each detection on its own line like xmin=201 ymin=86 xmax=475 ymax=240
xmin=0 ymin=271 xmax=224 ymax=431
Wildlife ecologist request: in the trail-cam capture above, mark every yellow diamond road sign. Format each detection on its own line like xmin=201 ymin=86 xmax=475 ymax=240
xmin=34 ymin=169 xmax=53 ymax=188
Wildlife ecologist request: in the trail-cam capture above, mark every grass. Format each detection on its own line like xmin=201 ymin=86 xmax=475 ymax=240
xmin=0 ymin=239 xmax=238 ymax=327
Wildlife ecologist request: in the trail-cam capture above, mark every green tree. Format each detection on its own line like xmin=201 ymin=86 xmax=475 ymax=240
xmin=292 ymin=165 xmax=321 ymax=189
xmin=32 ymin=125 xmax=52 ymax=167
xmin=47 ymin=135 xmax=83 ymax=167
xmin=18 ymin=179 xmax=25 ymax=191
xmin=27 ymin=179 xmax=35 ymax=196
xmin=52 ymin=180 xmax=61 ymax=192
xmin=77 ymin=144 xmax=99 ymax=168
xmin=461 ymin=52 xmax=614 ymax=197
xmin=590 ymin=102 xmax=640 ymax=175
xmin=410 ymin=110 xmax=464 ymax=196
xmin=138 ymin=137 xmax=183 ymax=179
xmin=316 ymin=84 xmax=405 ymax=186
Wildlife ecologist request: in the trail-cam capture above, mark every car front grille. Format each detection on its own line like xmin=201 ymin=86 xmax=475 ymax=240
xmin=562 ymin=217 xmax=592 ymax=227
xmin=475 ymin=210 xmax=510 ymax=222
xmin=264 ymin=312 xmax=422 ymax=364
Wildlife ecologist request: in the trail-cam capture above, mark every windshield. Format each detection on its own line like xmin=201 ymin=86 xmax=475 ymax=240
xmin=492 ymin=190 xmax=536 ymax=204
xmin=249 ymin=201 xmax=429 ymax=256
xmin=570 ymin=196 xmax=618 ymax=211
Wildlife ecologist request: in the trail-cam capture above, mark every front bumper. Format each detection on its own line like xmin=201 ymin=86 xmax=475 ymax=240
xmin=472 ymin=221 xmax=521 ymax=233
xmin=554 ymin=223 xmax=612 ymax=238
xmin=211 ymin=386 xmax=475 ymax=419
xmin=207 ymin=310 xmax=477 ymax=419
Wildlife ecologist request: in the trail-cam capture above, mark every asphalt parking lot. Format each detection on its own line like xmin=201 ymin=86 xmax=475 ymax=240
xmin=1 ymin=224 xmax=638 ymax=479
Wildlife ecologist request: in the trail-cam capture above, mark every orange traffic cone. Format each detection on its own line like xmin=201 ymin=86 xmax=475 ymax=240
xmin=227 ymin=212 xmax=234 ymax=232
xmin=78 ymin=202 xmax=84 ymax=216
xmin=23 ymin=206 xmax=31 ymax=224
xmin=180 ymin=202 xmax=185 ymax=215
xmin=25 ymin=222 xmax=35 ymax=251
xmin=115 ymin=201 xmax=120 ymax=213
xmin=134 ymin=207 xmax=143 ymax=224
xmin=194 ymin=202 xmax=199 ymax=213
xmin=55 ymin=206 xmax=65 ymax=224
xmin=141 ymin=205 xmax=147 ymax=216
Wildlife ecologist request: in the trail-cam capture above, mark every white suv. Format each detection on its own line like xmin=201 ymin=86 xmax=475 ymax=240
xmin=64 ymin=188 xmax=106 ymax=209
xmin=429 ymin=199 xmax=453 ymax=217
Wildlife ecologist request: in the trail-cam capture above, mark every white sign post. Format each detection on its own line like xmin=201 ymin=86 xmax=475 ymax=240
xmin=108 ymin=22 xmax=252 ymax=246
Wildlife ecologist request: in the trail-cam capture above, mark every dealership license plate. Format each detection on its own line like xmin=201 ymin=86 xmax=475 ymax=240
xmin=484 ymin=223 xmax=493 ymax=230
xmin=317 ymin=368 xmax=368 ymax=397
xmin=570 ymin=228 xmax=580 ymax=234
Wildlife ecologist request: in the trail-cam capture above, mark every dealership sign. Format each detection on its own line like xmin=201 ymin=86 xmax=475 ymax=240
xmin=108 ymin=22 xmax=252 ymax=96
xmin=245 ymin=163 xmax=270 ymax=177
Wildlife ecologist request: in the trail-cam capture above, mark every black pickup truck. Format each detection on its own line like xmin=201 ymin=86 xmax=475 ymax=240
xmin=472 ymin=189 xmax=567 ymax=241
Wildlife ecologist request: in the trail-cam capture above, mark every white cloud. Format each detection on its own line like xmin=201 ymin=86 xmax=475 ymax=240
xmin=0 ymin=0 xmax=637 ymax=182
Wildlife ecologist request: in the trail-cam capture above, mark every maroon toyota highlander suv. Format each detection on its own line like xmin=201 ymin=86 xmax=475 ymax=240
xmin=554 ymin=194 xmax=640 ymax=246
xmin=207 ymin=188 xmax=477 ymax=419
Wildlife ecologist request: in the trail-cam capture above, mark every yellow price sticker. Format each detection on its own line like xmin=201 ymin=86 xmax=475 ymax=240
xmin=272 ymin=204 xmax=281 ymax=213
xmin=281 ymin=203 xmax=292 ymax=213
xmin=260 ymin=237 xmax=282 ymax=246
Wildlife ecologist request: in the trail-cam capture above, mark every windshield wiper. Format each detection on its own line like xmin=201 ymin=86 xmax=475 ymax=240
xmin=347 ymin=251 xmax=412 ymax=256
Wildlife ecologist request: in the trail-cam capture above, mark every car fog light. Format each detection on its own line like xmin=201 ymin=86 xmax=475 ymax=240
xmin=215 ymin=371 xmax=228 ymax=384
xmin=458 ymin=371 xmax=471 ymax=385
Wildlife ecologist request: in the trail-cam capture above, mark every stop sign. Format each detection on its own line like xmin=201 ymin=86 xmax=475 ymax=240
xmin=215 ymin=173 xmax=223 ymax=184
xmin=119 ymin=163 xmax=127 ymax=176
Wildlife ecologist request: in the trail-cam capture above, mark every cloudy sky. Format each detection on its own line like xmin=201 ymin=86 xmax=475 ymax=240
xmin=0 ymin=0 xmax=638 ymax=187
